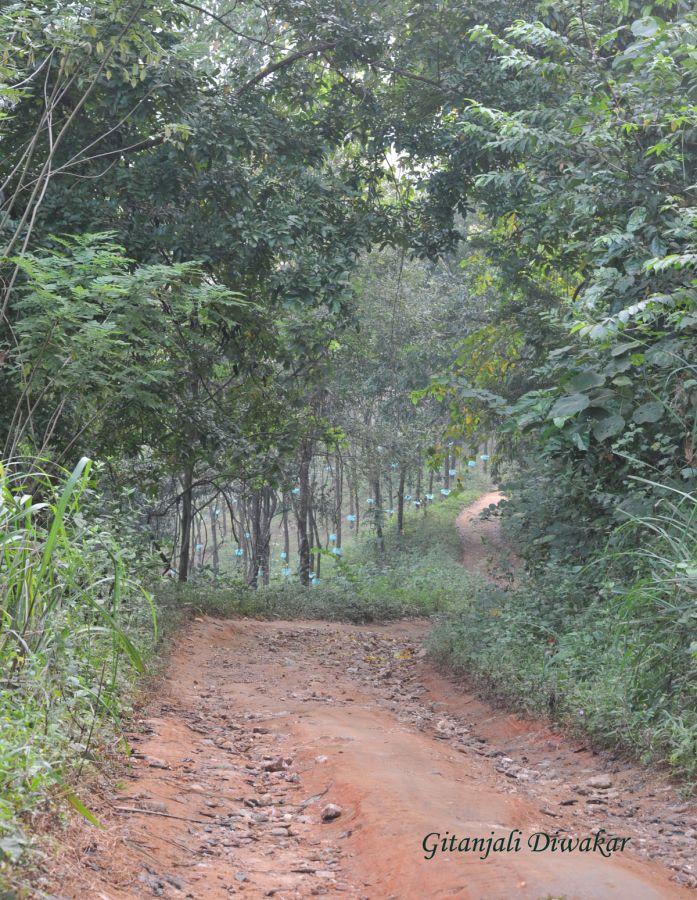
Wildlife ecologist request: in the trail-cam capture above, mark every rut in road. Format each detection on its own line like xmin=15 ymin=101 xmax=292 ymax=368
xmin=43 ymin=497 xmax=696 ymax=899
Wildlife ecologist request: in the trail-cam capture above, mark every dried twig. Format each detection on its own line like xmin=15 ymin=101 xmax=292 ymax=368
xmin=114 ymin=806 xmax=211 ymax=825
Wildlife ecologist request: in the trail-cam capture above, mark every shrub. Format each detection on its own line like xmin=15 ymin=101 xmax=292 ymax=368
xmin=0 ymin=458 xmax=153 ymax=865
xmin=429 ymin=482 xmax=697 ymax=781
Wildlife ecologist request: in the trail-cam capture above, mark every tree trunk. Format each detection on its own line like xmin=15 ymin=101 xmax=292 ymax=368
xmin=282 ymin=496 xmax=290 ymax=560
xmin=296 ymin=439 xmax=312 ymax=585
xmin=172 ymin=498 xmax=181 ymax=571
xmin=195 ymin=515 xmax=203 ymax=568
xmin=373 ymin=474 xmax=384 ymax=555
xmin=334 ymin=452 xmax=343 ymax=549
xmin=443 ymin=452 xmax=450 ymax=491
xmin=310 ymin=505 xmax=322 ymax=578
xmin=178 ymin=463 xmax=194 ymax=583
xmin=210 ymin=506 xmax=219 ymax=576
xmin=397 ymin=468 xmax=406 ymax=534
xmin=262 ymin=487 xmax=272 ymax=586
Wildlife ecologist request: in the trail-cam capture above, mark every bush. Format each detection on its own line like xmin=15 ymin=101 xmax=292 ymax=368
xmin=0 ymin=458 xmax=154 ymax=868
xmin=429 ymin=482 xmax=697 ymax=781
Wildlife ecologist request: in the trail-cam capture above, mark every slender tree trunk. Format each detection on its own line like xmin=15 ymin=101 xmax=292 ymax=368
xmin=189 ymin=519 xmax=196 ymax=576
xmin=373 ymin=474 xmax=384 ymax=554
xmin=334 ymin=452 xmax=343 ymax=549
xmin=310 ymin=505 xmax=322 ymax=578
xmin=443 ymin=453 xmax=450 ymax=491
xmin=172 ymin=498 xmax=180 ymax=572
xmin=195 ymin=515 xmax=203 ymax=568
xmin=296 ymin=439 xmax=312 ymax=585
xmin=248 ymin=490 xmax=261 ymax=587
xmin=282 ymin=496 xmax=290 ymax=560
xmin=397 ymin=468 xmax=406 ymax=534
xmin=178 ymin=463 xmax=194 ymax=583
xmin=261 ymin=488 xmax=271 ymax=586
xmin=210 ymin=507 xmax=219 ymax=576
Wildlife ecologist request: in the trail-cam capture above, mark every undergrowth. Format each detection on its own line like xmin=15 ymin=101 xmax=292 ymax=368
xmin=428 ymin=481 xmax=697 ymax=783
xmin=0 ymin=459 xmax=156 ymax=882
xmin=156 ymin=480 xmax=489 ymax=623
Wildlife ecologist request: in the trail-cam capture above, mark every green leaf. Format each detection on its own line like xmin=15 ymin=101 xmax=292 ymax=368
xmin=569 ymin=371 xmax=605 ymax=391
xmin=66 ymin=791 xmax=103 ymax=828
xmin=592 ymin=414 xmax=625 ymax=441
xmin=549 ymin=393 xmax=590 ymax=420
xmin=630 ymin=17 xmax=662 ymax=38
xmin=632 ymin=401 xmax=664 ymax=424
xmin=38 ymin=457 xmax=92 ymax=583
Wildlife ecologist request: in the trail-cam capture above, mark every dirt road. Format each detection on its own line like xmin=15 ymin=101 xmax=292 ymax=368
xmin=455 ymin=490 xmax=517 ymax=580
xmin=44 ymin=499 xmax=696 ymax=899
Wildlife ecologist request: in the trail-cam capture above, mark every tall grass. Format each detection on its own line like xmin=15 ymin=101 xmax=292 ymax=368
xmin=0 ymin=458 xmax=154 ymax=865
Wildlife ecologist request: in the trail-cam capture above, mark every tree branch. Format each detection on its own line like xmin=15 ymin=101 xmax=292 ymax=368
xmin=235 ymin=42 xmax=338 ymax=96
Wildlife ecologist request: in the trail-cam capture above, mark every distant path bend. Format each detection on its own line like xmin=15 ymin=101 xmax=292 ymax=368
xmin=456 ymin=489 xmax=517 ymax=582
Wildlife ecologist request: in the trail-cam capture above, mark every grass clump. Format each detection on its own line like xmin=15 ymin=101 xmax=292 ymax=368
xmin=0 ymin=458 xmax=155 ymax=876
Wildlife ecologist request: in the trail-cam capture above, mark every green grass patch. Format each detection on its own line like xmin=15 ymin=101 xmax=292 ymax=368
xmin=0 ymin=459 xmax=158 ymax=884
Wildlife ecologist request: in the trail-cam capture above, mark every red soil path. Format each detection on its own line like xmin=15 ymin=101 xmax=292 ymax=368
xmin=41 ymin=496 xmax=696 ymax=898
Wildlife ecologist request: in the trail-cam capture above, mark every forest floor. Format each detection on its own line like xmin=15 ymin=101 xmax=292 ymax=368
xmin=39 ymin=496 xmax=696 ymax=899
